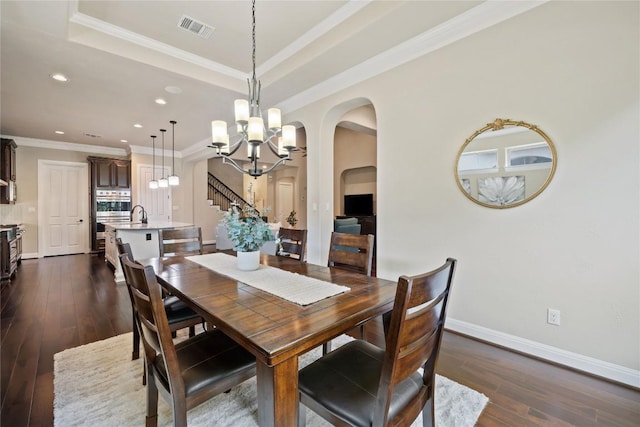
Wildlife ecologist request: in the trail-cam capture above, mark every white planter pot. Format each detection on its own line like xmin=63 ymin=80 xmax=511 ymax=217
xmin=236 ymin=250 xmax=260 ymax=271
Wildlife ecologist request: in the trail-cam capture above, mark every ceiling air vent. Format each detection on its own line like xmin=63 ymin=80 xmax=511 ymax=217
xmin=177 ymin=15 xmax=214 ymax=39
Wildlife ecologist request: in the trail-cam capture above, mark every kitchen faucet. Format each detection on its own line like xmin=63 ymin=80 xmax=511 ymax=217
xmin=130 ymin=205 xmax=148 ymax=224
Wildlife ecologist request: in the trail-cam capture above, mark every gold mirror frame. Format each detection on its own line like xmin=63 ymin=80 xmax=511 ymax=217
xmin=455 ymin=118 xmax=557 ymax=209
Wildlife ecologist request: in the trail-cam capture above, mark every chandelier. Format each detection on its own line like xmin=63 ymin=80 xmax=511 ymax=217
xmin=208 ymin=0 xmax=296 ymax=177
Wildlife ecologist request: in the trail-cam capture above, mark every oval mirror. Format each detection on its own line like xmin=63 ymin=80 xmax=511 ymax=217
xmin=455 ymin=118 xmax=557 ymax=208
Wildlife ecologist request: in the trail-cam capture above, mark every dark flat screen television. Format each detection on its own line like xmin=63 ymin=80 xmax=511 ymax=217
xmin=344 ymin=194 xmax=374 ymax=216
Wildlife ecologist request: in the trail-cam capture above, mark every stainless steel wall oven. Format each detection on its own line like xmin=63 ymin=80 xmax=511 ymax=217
xmin=95 ymin=190 xmax=131 ymax=224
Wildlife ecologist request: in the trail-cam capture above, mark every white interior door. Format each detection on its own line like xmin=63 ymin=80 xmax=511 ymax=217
xmin=38 ymin=160 xmax=89 ymax=256
xmin=138 ymin=164 xmax=171 ymax=222
xmin=277 ymin=181 xmax=294 ymax=224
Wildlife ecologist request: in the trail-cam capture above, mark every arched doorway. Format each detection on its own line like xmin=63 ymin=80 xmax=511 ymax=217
xmin=333 ymin=103 xmax=377 ymax=271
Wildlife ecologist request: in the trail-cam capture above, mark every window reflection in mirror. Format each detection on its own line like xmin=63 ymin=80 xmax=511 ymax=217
xmin=456 ymin=119 xmax=557 ymax=209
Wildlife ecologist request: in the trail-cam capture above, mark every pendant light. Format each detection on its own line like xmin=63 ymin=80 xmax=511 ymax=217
xmin=168 ymin=120 xmax=180 ymax=186
xmin=158 ymin=128 xmax=169 ymax=188
xmin=149 ymin=135 xmax=158 ymax=189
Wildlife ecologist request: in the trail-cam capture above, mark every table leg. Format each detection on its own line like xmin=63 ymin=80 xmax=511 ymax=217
xmin=257 ymin=357 xmax=299 ymax=427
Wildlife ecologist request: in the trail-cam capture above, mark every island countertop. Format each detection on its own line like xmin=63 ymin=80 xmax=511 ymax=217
xmin=104 ymin=221 xmax=194 ymax=230
xmin=104 ymin=221 xmax=195 ymax=283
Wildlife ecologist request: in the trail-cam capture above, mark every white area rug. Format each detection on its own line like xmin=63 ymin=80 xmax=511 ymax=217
xmin=54 ymin=333 xmax=488 ymax=426
xmin=185 ymin=253 xmax=350 ymax=305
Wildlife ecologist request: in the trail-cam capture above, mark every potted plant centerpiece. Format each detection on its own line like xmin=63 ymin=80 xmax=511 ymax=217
xmin=222 ymin=203 xmax=274 ymax=271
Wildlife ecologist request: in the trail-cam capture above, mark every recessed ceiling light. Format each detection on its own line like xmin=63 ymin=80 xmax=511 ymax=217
xmin=50 ymin=73 xmax=69 ymax=82
xmin=55 ymin=130 xmax=65 ymax=134
xmin=155 ymin=98 xmax=167 ymax=105
xmin=165 ymin=86 xmax=182 ymax=94
xmin=121 ymin=139 xmax=128 ymax=143
xmin=134 ymin=124 xmax=143 ymax=128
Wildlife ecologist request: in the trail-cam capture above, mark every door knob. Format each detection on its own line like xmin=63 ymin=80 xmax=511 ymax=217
xmin=79 ymin=219 xmax=84 ymax=223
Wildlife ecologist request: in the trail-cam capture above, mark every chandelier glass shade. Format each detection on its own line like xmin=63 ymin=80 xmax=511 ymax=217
xmin=208 ymin=0 xmax=296 ymax=177
xmin=158 ymin=129 xmax=169 ymax=188
xmin=168 ymin=120 xmax=180 ymax=186
xmin=149 ymin=135 xmax=158 ymax=189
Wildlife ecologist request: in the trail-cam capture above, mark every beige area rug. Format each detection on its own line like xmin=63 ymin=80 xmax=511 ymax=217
xmin=54 ymin=333 xmax=488 ymax=426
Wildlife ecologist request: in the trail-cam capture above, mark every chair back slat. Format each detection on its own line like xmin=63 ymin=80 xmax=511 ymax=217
xmin=159 ymin=227 xmax=203 ymax=257
xmin=375 ymin=258 xmax=457 ymax=426
xmin=277 ymin=228 xmax=307 ymax=261
xmin=327 ymin=232 xmax=374 ymax=276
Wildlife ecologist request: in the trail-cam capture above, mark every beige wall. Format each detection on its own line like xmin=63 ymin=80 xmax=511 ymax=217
xmin=292 ymin=1 xmax=639 ymax=381
xmin=333 ymin=126 xmax=377 ymax=216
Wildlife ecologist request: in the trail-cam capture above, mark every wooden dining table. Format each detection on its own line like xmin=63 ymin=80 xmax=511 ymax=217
xmin=139 ymin=252 xmax=397 ymax=427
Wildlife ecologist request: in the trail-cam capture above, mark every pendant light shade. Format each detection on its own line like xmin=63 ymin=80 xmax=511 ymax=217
xmin=158 ymin=129 xmax=169 ymax=188
xmin=168 ymin=120 xmax=180 ymax=186
xmin=149 ymin=135 xmax=158 ymax=189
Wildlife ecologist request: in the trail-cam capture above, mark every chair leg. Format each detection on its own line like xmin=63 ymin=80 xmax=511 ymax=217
xmin=145 ymin=372 xmax=159 ymax=427
xmin=422 ymin=395 xmax=435 ymax=427
xmin=188 ymin=325 xmax=195 ymax=337
xmin=298 ymin=402 xmax=307 ymax=427
xmin=322 ymin=341 xmax=332 ymax=355
xmin=132 ymin=318 xmax=140 ymax=360
xmin=172 ymin=400 xmax=188 ymax=427
xmin=142 ymin=359 xmax=147 ymax=386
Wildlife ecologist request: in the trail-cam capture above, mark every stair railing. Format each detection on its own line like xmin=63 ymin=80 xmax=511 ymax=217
xmin=207 ymin=172 xmax=260 ymax=216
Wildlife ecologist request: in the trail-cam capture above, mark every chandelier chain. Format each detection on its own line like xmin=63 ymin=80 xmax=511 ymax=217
xmin=251 ymin=0 xmax=256 ymax=81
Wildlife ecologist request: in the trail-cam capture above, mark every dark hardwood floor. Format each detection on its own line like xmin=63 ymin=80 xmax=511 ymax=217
xmin=2 ymin=253 xmax=639 ymax=426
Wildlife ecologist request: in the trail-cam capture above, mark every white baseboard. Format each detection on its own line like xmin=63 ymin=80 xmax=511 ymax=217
xmin=21 ymin=252 xmax=39 ymax=259
xmin=204 ymin=239 xmax=215 ymax=245
xmin=445 ymin=318 xmax=640 ymax=389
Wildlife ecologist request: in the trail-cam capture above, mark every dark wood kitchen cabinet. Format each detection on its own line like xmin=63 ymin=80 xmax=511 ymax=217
xmin=88 ymin=157 xmax=131 ymax=253
xmin=1 ymin=138 xmax=17 ymax=204
xmin=91 ymin=157 xmax=131 ymax=189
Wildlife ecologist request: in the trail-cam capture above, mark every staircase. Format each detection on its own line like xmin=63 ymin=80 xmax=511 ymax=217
xmin=207 ymin=172 xmax=259 ymax=215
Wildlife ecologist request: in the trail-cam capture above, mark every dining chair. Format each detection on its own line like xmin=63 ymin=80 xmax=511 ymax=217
xmin=298 ymin=258 xmax=457 ymax=427
xmin=120 ymin=254 xmax=257 ymax=427
xmin=277 ymin=227 xmax=307 ymax=261
xmin=327 ymin=231 xmax=374 ymax=276
xmin=116 ymin=238 xmax=202 ymax=361
xmin=324 ymin=232 xmax=375 ymax=353
xmin=158 ymin=227 xmax=203 ymax=257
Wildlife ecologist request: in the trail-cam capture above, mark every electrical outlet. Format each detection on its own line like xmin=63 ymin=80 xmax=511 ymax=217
xmin=547 ymin=308 xmax=561 ymax=326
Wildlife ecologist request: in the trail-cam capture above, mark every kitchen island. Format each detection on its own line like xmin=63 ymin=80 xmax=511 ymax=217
xmin=104 ymin=221 xmax=194 ymax=283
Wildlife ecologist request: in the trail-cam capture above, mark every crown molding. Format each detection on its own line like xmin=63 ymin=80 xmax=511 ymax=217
xmin=3 ymin=135 xmax=128 ymax=156
xmin=68 ymin=11 xmax=245 ymax=81
xmin=278 ymin=0 xmax=547 ymax=114
xmin=257 ymin=0 xmax=371 ymax=76
xmin=129 ymin=144 xmax=182 ymax=158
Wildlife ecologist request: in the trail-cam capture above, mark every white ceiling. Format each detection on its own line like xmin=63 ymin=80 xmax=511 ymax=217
xmin=0 ymin=0 xmax=542 ymax=156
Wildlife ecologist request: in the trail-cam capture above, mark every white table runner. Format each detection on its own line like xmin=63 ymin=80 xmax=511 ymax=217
xmin=185 ymin=253 xmax=350 ymax=306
